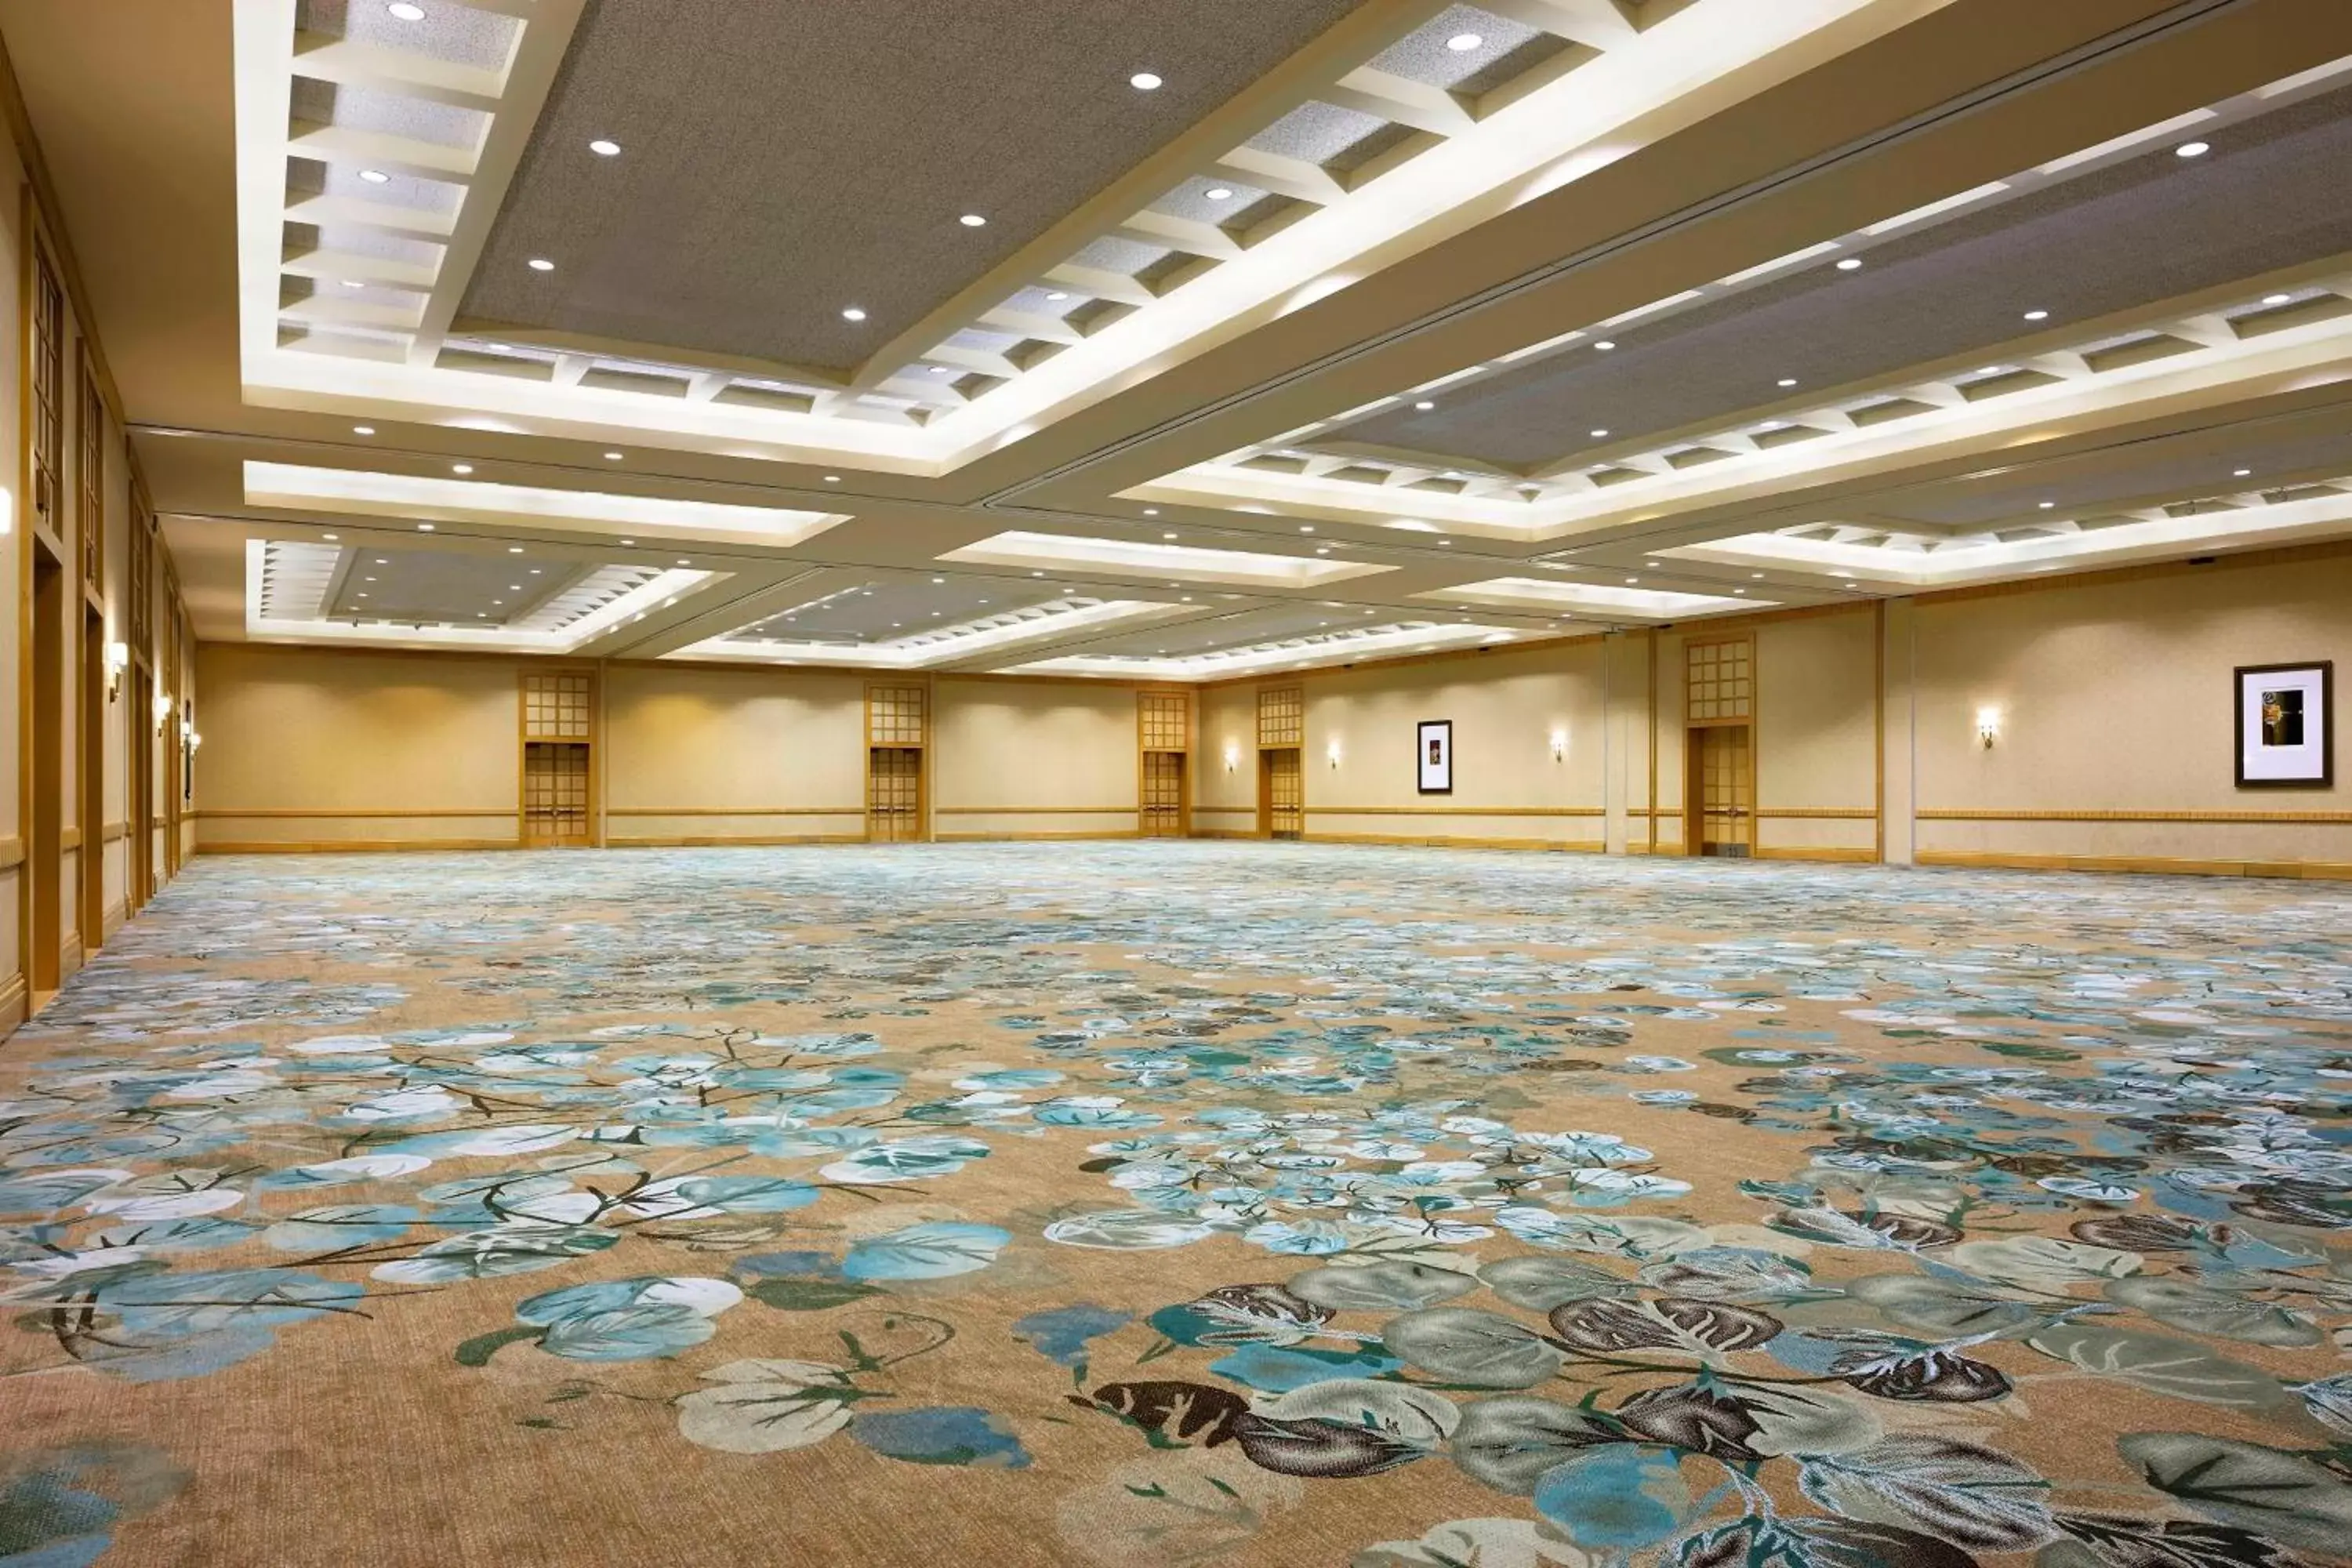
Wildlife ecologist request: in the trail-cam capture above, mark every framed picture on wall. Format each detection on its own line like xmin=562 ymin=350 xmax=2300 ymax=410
xmin=2234 ymin=661 xmax=2332 ymax=788
xmin=1417 ymin=719 xmax=1453 ymax=795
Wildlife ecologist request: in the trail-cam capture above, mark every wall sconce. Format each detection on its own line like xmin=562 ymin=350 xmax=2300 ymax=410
xmin=1976 ymin=706 xmax=2001 ymax=749
xmin=1223 ymin=742 xmax=1240 ymax=773
xmin=1549 ymin=728 xmax=1567 ymax=762
xmin=104 ymin=641 xmax=129 ymax=700
xmin=154 ymin=692 xmax=173 ymax=733
xmin=1327 ymin=739 xmax=1343 ymax=769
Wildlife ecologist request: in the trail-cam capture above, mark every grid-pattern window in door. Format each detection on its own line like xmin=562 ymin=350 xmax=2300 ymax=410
xmin=1256 ymin=685 xmax=1303 ymax=746
xmin=868 ymin=684 xmax=927 ymax=745
xmin=76 ymin=355 xmax=103 ymax=588
xmin=524 ymin=671 xmax=594 ymax=739
xmin=31 ymin=245 xmax=63 ymax=529
xmin=1138 ymin=691 xmax=1189 ymax=751
xmin=129 ymin=495 xmax=153 ymax=652
xmin=1142 ymin=751 xmax=1185 ymax=837
xmin=1686 ymin=637 xmax=1753 ymax=723
xmin=524 ymin=742 xmax=593 ymax=844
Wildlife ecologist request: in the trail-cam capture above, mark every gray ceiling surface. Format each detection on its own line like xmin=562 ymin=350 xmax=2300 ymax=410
xmin=1339 ymin=84 xmax=2352 ymax=472
xmin=328 ymin=546 xmax=590 ymax=626
xmin=459 ymin=0 xmax=1370 ymax=372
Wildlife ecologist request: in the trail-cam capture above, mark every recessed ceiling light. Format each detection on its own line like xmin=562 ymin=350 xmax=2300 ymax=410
xmin=507 ymin=546 xmax=524 ymax=554
xmin=2175 ymin=140 xmax=2210 ymax=158
xmin=1205 ymin=187 xmax=1234 ymax=201
xmin=841 ymin=307 xmax=866 ymax=322
xmin=417 ymin=523 xmax=435 ymax=532
xmin=1299 ymin=525 xmax=1314 ymax=534
xmin=1733 ymin=588 xmax=1746 ymax=595
xmin=1163 ymin=532 xmax=1178 ymax=540
xmin=1142 ymin=507 xmax=1159 ymax=516
xmin=492 ymin=599 xmax=503 ymax=606
xmin=357 ymin=592 xmax=370 ymax=598
xmin=677 ymin=558 xmax=691 ymax=566
xmin=529 ymin=568 xmax=542 ymax=575
xmin=1777 ymin=377 xmax=1798 ymax=387
xmin=387 ymin=2 xmax=425 ymax=20
xmin=1046 ymin=291 xmax=1069 ymax=302
xmin=353 ymin=424 xmax=375 ymax=435
xmin=1414 ymin=399 xmax=1435 ymax=410
xmin=1131 ymin=71 xmax=1163 ymax=90
xmin=589 ymin=139 xmax=621 ymax=157
xmin=1625 ymin=576 xmax=1639 ymax=584
xmin=1031 ymin=569 xmax=1046 ymax=576
xmin=1835 ymin=257 xmax=1863 ymax=271
xmin=930 ymin=365 xmax=950 ymax=375
xmin=527 ymin=258 xmax=554 ymax=271
xmin=1589 ymin=428 xmax=1609 ymax=438
xmin=2263 ymin=292 xmax=2292 ymax=306
xmin=1751 ymin=572 xmax=1764 ymax=579
xmin=450 ymin=463 xmax=471 ymax=474
xmin=1445 ymin=31 xmax=1483 ymax=51
xmin=2234 ymin=467 xmax=2252 ymax=477
xmin=321 ymin=532 xmax=339 ymax=541
xmin=823 ymin=474 xmax=841 ymax=483
xmin=362 ymin=575 xmax=375 ymax=583
xmin=359 ymin=169 xmax=390 ymax=184
xmin=1594 ymin=339 xmax=1616 ymax=350
xmin=2038 ymin=500 xmax=2055 ymax=509
xmin=604 ymin=451 xmax=622 ymax=461
xmin=1759 ymin=420 xmax=1783 ymax=430
xmin=619 ymin=538 xmax=634 ymax=545
xmin=959 ymin=213 xmax=987 ymax=227
xmin=339 ymin=278 xmax=365 ymax=289
xmin=2023 ymin=310 xmax=2049 ymax=321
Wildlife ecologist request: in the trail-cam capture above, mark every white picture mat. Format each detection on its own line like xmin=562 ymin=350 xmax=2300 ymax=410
xmin=2239 ymin=667 xmax=2327 ymax=781
xmin=1417 ymin=720 xmax=1451 ymax=793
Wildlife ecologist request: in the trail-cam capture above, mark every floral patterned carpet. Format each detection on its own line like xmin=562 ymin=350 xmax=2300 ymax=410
xmin=2 ymin=842 xmax=2350 ymax=1567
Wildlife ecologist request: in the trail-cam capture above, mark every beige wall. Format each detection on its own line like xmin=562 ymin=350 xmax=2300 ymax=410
xmin=187 ymin=546 xmax=2351 ymax=879
xmin=194 ymin=646 xmax=518 ymax=850
xmin=932 ymin=677 xmax=1140 ymax=840
xmin=604 ymin=661 xmax=866 ymax=844
xmin=1910 ymin=552 xmax=2352 ymax=873
xmin=0 ymin=100 xmax=189 ymax=1029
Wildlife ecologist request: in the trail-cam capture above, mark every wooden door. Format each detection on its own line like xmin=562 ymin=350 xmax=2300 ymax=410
xmin=1258 ymin=748 xmax=1302 ymax=839
xmin=78 ymin=608 xmax=104 ymax=953
xmin=866 ymin=747 xmax=924 ymax=841
xmin=1692 ymin=724 xmax=1754 ymax=857
xmin=522 ymin=742 xmax=593 ymax=846
xmin=1141 ymin=750 xmax=1186 ymax=837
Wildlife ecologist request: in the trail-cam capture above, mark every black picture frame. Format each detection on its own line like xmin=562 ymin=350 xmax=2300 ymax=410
xmin=1417 ymin=719 xmax=1453 ymax=795
xmin=2234 ymin=660 xmax=2333 ymax=789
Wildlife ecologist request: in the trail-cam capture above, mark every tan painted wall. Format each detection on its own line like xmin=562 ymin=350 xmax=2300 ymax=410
xmin=1911 ymin=553 xmax=2351 ymax=872
xmin=932 ymin=677 xmax=1139 ymax=839
xmin=1302 ymin=641 xmax=1609 ymax=849
xmin=193 ymin=646 xmax=521 ymax=849
xmin=604 ymin=661 xmax=866 ymax=844
xmin=187 ymin=546 xmax=2352 ymax=878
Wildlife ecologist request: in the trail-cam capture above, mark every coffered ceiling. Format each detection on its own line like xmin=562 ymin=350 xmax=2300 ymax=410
xmin=9 ymin=0 xmax=2352 ymax=683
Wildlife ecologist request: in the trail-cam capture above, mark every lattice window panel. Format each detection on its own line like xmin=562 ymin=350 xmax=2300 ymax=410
xmin=1256 ymin=684 xmax=1303 ymax=746
xmin=868 ymin=747 xmax=924 ymax=841
xmin=1142 ymin=750 xmax=1185 ymax=837
xmin=77 ymin=354 xmax=103 ymax=587
xmin=868 ymin=684 xmax=927 ymax=745
xmin=524 ymin=742 xmax=593 ymax=843
xmin=524 ymin=671 xmax=594 ymax=739
xmin=1685 ymin=637 xmax=1753 ymax=722
xmin=1139 ymin=690 xmax=1189 ymax=751
xmin=31 ymin=246 xmax=63 ymax=529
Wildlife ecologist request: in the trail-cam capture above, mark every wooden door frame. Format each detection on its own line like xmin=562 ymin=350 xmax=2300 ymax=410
xmin=517 ymin=666 xmax=600 ymax=848
xmin=27 ymin=539 xmax=65 ymax=994
xmin=862 ymin=681 xmax=931 ymax=843
xmin=78 ymin=604 xmax=103 ymax=953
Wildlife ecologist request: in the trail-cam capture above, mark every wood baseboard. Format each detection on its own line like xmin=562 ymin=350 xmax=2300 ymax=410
xmin=933 ymin=830 xmax=1143 ymax=842
xmin=1916 ymin=850 xmax=2352 ymax=880
xmin=604 ymin=834 xmax=866 ymax=848
xmin=1754 ymin=846 xmax=1880 ymax=863
xmin=1302 ymin=832 xmax=1606 ymax=852
xmin=102 ymin=900 xmax=127 ymax=940
xmin=0 ymin=972 xmax=25 ymax=1036
xmin=196 ymin=839 xmax=523 ymax=855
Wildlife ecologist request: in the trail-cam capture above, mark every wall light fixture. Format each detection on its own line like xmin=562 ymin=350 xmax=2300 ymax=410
xmin=1550 ymin=728 xmax=1567 ymax=761
xmin=105 ymin=641 xmax=129 ymax=700
xmin=1976 ymin=706 xmax=2001 ymax=749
